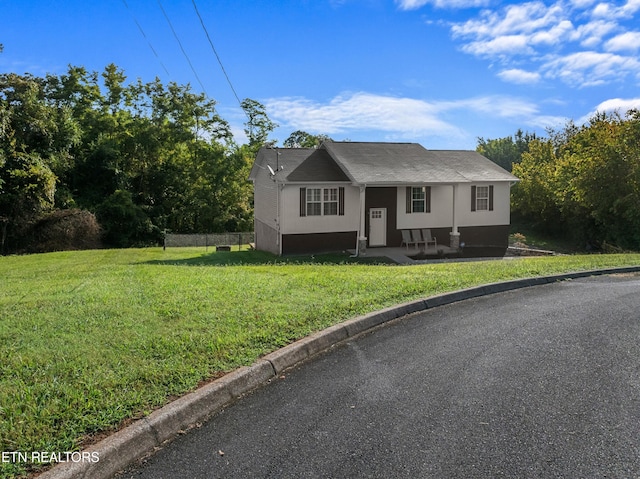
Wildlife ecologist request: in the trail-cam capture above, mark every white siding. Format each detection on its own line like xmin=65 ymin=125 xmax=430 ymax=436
xmin=252 ymin=166 xmax=280 ymax=254
xmin=252 ymin=166 xmax=279 ymax=230
xmin=255 ymin=179 xmax=511 ymax=245
xmin=396 ymin=183 xmax=512 ymax=230
xmin=281 ymin=184 xmax=360 ymax=234
xmin=458 ymin=182 xmax=511 ymax=227
xmin=396 ymin=185 xmax=453 ymax=230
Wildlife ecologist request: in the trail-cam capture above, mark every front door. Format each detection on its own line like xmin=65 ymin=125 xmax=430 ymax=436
xmin=369 ymin=208 xmax=387 ymax=246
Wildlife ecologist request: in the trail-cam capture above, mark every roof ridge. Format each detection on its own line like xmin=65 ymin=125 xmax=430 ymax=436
xmin=324 ymin=141 xmax=417 ymax=145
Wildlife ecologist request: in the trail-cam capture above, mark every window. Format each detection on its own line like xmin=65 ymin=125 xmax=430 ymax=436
xmin=306 ymin=188 xmax=322 ymax=216
xmin=476 ymin=186 xmax=489 ymax=211
xmin=300 ymin=187 xmax=345 ymax=217
xmin=406 ymin=186 xmax=431 ymax=214
xmin=412 ymin=187 xmax=426 ymax=213
xmin=471 ymin=185 xmax=494 ymax=212
xmin=323 ymin=188 xmax=338 ymax=216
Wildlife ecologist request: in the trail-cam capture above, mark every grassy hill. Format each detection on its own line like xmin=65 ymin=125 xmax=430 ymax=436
xmin=2 ymin=247 xmax=639 ymax=477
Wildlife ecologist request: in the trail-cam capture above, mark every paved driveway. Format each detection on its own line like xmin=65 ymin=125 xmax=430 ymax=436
xmin=118 ymin=274 xmax=640 ymax=478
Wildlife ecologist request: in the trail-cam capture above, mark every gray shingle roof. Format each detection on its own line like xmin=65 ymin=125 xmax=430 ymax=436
xmin=323 ymin=142 xmax=518 ymax=184
xmin=249 ymin=147 xmax=313 ymax=181
xmin=252 ymin=142 xmax=518 ymax=184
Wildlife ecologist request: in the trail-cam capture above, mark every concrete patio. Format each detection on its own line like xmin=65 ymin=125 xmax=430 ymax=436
xmin=350 ymin=245 xmax=460 ymax=264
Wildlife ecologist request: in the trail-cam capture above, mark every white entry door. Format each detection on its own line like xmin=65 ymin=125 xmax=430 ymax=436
xmin=369 ymin=208 xmax=387 ymax=246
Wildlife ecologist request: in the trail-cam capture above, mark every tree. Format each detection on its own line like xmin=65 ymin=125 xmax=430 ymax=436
xmin=560 ymin=111 xmax=640 ymax=248
xmin=44 ymin=65 xmax=240 ymax=243
xmin=0 ymin=72 xmax=80 ymax=252
xmin=0 ymin=64 xmax=275 ymax=252
xmin=511 ymin=139 xmax=562 ymax=232
xmin=0 ymin=153 xmax=56 ymax=253
xmin=283 ymin=130 xmax=331 ymax=148
xmin=511 ymin=110 xmax=640 ymax=249
xmin=96 ymin=190 xmax=157 ymax=247
xmin=476 ymin=129 xmax=536 ymax=172
xmin=241 ymin=98 xmax=277 ymax=149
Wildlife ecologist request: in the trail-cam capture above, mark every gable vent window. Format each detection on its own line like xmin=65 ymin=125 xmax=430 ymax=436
xmin=471 ymin=185 xmax=494 ymax=212
xmin=406 ymin=186 xmax=431 ymax=214
xmin=300 ymin=187 xmax=345 ymax=217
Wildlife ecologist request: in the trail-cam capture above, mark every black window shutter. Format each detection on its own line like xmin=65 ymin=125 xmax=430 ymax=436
xmin=489 ymin=185 xmax=494 ymax=211
xmin=338 ymin=187 xmax=345 ymax=216
xmin=471 ymin=185 xmax=476 ymax=212
xmin=300 ymin=187 xmax=306 ymax=217
xmin=426 ymin=186 xmax=431 ymax=213
xmin=406 ymin=187 xmax=412 ymax=214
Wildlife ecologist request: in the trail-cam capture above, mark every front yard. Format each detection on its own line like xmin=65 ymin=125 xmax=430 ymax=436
xmin=2 ymin=247 xmax=639 ymax=477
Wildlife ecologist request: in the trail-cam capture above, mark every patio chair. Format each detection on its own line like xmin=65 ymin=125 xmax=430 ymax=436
xmin=400 ymin=230 xmax=417 ymax=250
xmin=411 ymin=229 xmax=426 ymax=249
xmin=421 ymin=229 xmax=437 ymax=249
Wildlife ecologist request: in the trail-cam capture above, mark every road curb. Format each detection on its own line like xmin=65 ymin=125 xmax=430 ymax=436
xmin=37 ymin=266 xmax=640 ymax=479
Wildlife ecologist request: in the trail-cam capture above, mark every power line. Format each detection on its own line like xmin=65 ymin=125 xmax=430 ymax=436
xmin=121 ymin=0 xmax=171 ymax=77
xmin=156 ymin=0 xmax=208 ymax=95
xmin=191 ymin=0 xmax=242 ymax=107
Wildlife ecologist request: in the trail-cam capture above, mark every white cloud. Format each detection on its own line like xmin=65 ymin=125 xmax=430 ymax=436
xmin=592 ymin=2 xmax=615 ymax=18
xmin=451 ymin=95 xmax=542 ymax=118
xmin=530 ymin=19 xmax=575 ymax=45
xmin=461 ymin=35 xmax=534 ymax=57
xmin=265 ymin=92 xmax=548 ymax=140
xmin=498 ymin=68 xmax=542 ymax=84
xmin=570 ymin=0 xmax=598 ymax=7
xmin=543 ymin=51 xmax=640 ymax=86
xmin=593 ymin=97 xmax=640 ymax=113
xmin=451 ymin=2 xmax=577 ymax=58
xmin=448 ymin=0 xmax=640 ymax=87
xmin=577 ymin=97 xmax=640 ymax=123
xmin=395 ymin=0 xmax=489 ymax=10
xmin=592 ymin=0 xmax=640 ymax=19
xmin=265 ymin=92 xmax=459 ymax=137
xmin=604 ymin=31 xmax=640 ymax=51
xmin=527 ymin=114 xmax=570 ymax=129
xmin=452 ymin=2 xmax=566 ymax=39
xmin=572 ymin=20 xmax=618 ymax=47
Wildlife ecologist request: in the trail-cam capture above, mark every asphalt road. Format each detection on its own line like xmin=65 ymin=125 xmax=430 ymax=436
xmin=117 ymin=274 xmax=640 ymax=478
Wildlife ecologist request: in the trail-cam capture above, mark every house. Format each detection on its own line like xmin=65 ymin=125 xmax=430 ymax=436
xmin=249 ymin=141 xmax=519 ymax=257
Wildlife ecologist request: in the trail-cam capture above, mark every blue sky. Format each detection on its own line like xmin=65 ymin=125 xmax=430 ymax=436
xmin=2 ymin=0 xmax=640 ymax=149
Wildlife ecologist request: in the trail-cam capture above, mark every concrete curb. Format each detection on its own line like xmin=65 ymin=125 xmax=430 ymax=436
xmin=37 ymin=266 xmax=640 ymax=479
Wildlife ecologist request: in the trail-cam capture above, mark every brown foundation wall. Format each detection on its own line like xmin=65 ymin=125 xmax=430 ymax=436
xmin=459 ymin=224 xmax=510 ymax=257
xmin=282 ymin=231 xmax=358 ymax=255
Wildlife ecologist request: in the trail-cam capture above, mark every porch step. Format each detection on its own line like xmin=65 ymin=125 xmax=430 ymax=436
xmin=382 ymin=252 xmax=417 ymax=264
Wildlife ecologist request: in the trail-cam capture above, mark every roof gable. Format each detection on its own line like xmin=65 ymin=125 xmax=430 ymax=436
xmin=285 ymin=148 xmax=350 ymax=182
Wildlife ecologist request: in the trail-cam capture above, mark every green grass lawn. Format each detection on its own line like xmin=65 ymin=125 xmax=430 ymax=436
xmin=2 ymin=247 xmax=640 ymax=477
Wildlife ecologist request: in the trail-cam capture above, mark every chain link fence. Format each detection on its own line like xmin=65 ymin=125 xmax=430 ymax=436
xmin=163 ymin=232 xmax=254 ymax=250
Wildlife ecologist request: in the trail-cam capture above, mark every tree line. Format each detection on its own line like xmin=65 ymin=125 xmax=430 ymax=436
xmin=477 ymin=110 xmax=640 ymax=251
xmin=0 ymin=64 xmax=281 ymax=254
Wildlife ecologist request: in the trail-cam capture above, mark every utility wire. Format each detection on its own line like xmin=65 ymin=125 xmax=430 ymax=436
xmin=121 ymin=0 xmax=171 ymax=77
xmin=191 ymin=0 xmax=243 ymax=107
xmin=156 ymin=0 xmax=208 ymax=95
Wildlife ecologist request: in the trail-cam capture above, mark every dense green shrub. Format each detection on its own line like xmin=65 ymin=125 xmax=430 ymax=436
xmin=511 ymin=110 xmax=640 ymax=250
xmin=21 ymin=209 xmax=102 ymax=253
xmin=96 ymin=190 xmax=160 ymax=247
